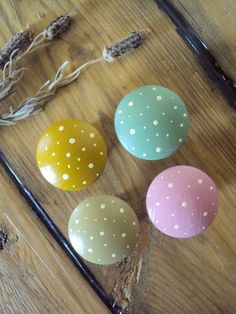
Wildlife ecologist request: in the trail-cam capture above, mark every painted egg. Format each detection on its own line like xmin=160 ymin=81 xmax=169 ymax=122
xmin=36 ymin=119 xmax=107 ymax=191
xmin=146 ymin=166 xmax=219 ymax=238
xmin=115 ymin=86 xmax=189 ymax=160
xmin=68 ymin=195 xmax=140 ymax=265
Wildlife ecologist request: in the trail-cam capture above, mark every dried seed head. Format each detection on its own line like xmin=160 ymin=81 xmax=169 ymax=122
xmin=43 ymin=13 xmax=71 ymax=40
xmin=103 ymin=29 xmax=151 ymax=62
xmin=0 ymin=28 xmax=33 ymax=69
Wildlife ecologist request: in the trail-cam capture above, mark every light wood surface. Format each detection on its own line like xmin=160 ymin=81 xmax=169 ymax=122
xmin=0 ymin=0 xmax=236 ymax=313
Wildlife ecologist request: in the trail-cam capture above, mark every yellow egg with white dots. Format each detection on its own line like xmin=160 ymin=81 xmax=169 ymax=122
xmin=36 ymin=119 xmax=107 ymax=191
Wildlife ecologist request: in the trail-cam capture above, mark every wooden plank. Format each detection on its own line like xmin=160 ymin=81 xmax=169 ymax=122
xmin=170 ymin=0 xmax=236 ymax=82
xmin=0 ymin=0 xmax=235 ymax=313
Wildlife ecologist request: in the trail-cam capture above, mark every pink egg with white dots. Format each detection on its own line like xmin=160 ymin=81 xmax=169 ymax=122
xmin=146 ymin=166 xmax=219 ymax=238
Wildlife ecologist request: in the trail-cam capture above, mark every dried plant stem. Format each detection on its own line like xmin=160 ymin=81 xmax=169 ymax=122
xmin=0 ymin=29 xmax=150 ymax=126
xmin=0 ymin=13 xmax=71 ymax=101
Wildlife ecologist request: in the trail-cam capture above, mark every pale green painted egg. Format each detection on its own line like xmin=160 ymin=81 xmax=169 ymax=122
xmin=68 ymin=195 xmax=140 ymax=265
xmin=115 ymin=86 xmax=189 ymax=160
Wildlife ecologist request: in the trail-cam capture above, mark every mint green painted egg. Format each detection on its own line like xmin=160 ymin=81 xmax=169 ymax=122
xmin=114 ymin=86 xmax=189 ymax=160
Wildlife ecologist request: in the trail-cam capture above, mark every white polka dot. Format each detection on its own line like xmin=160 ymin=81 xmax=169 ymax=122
xmin=46 ymin=133 xmax=48 ymax=137
xmin=182 ymin=201 xmax=187 ymax=207
xmin=203 ymin=211 xmax=208 ymax=217
xmin=146 ymin=138 xmax=150 ymax=142
xmin=77 ymin=157 xmax=81 ymax=161
xmin=84 ymin=217 xmax=88 ymax=220
xmin=183 ymin=113 xmax=187 ymax=117
xmin=166 ymin=196 xmax=170 ymax=200
xmin=72 ymin=185 xmax=76 ymax=188
xmin=198 ymin=179 xmax=203 ymax=184
xmin=76 ymin=166 xmax=80 ymax=170
xmin=62 ymin=174 xmax=69 ymax=180
xmin=143 ymin=153 xmax=147 ymax=157
xmin=161 ymin=175 xmax=164 ymax=179
xmin=88 ymin=163 xmax=94 ymax=169
xmin=57 ymin=162 xmax=60 ymax=165
xmin=100 ymin=204 xmax=106 ymax=209
xmin=179 ymin=138 xmax=183 ymax=142
xmin=153 ymin=120 xmax=159 ymax=125
xmin=143 ymin=126 xmax=147 ymax=129
xmin=128 ymin=115 xmax=131 ymax=118
xmin=119 ymin=208 xmax=124 ymax=213
xmin=126 ymin=245 xmax=130 ymax=248
xmin=170 ymin=120 xmax=173 ymax=123
xmin=82 ymin=181 xmax=87 ymax=185
xmin=90 ymin=236 xmax=94 ymax=240
xmin=155 ymin=202 xmax=160 ymax=206
xmin=168 ymin=182 xmax=174 ymax=188
xmin=90 ymin=133 xmax=95 ymax=138
xmin=59 ymin=126 xmax=64 ymax=131
xmin=188 ymin=185 xmax=191 ymax=188
xmin=133 ymin=221 xmax=136 ymax=225
xmin=74 ymin=124 xmax=77 ymax=127
xmin=93 ymin=143 xmax=97 ymax=147
xmin=129 ymin=129 xmax=136 ymax=135
xmin=75 ymin=219 xmax=79 ymax=224
xmin=56 ymin=141 xmax=60 ymax=145
xmin=118 ymin=110 xmax=122 ymax=114
xmin=104 ymin=243 xmax=107 ymax=247
xmin=155 ymin=220 xmax=158 ymax=224
xmin=67 ymin=164 xmax=71 ymax=168
xmin=174 ymin=224 xmax=180 ymax=229
xmin=156 ymin=147 xmax=161 ymax=153
xmin=128 ymin=101 xmax=134 ymax=106
xmin=184 ymin=232 xmax=187 ymax=235
xmin=82 ymin=147 xmax=86 ymax=151
xmin=121 ymin=233 xmax=126 ymax=238
xmin=88 ymin=248 xmax=93 ymax=253
xmin=120 ymin=121 xmax=124 ymax=125
xmin=45 ymin=147 xmax=48 ymax=151
xmin=86 ymin=203 xmax=90 ymax=207
xmin=146 ymin=106 xmax=150 ymax=109
xmin=94 ymin=218 xmax=98 ymax=222
xmin=162 ymin=112 xmax=165 ymax=116
xmin=212 ymin=202 xmax=215 ymax=206
xmin=104 ymin=217 xmax=107 ymax=221
xmin=156 ymin=95 xmax=162 ymax=101
xmin=139 ymin=92 xmax=143 ymax=96
xmin=171 ymin=213 xmax=174 ymax=217
xmin=100 ymin=231 xmax=105 ymax=236
xmin=113 ymin=234 xmax=116 ymax=237
xmin=66 ymin=153 xmax=71 ymax=158
xmin=180 ymin=123 xmax=184 ymax=127
xmin=210 ymin=186 xmax=213 ymax=190
xmin=96 ymin=173 xmax=99 ymax=176
xmin=113 ymin=219 xmax=116 ymax=222
xmin=52 ymin=152 xmax=56 ymax=156
xmin=202 ymin=226 xmax=205 ymax=230
xmin=156 ymin=133 xmax=159 ymax=136
xmin=196 ymin=196 xmax=200 ymax=200
xmin=69 ymin=138 xmax=76 ymax=144
xmin=81 ymin=130 xmax=84 ymax=133
xmin=139 ymin=112 xmax=143 ymax=116
xmin=97 ymin=258 xmax=101 ymax=262
xmin=166 ymin=133 xmax=169 ymax=137
xmin=174 ymin=106 xmax=178 ymax=110
xmin=100 ymin=152 xmax=103 ymax=155
xmin=112 ymin=253 xmax=116 ymax=258
xmin=132 ymin=146 xmax=135 ymax=150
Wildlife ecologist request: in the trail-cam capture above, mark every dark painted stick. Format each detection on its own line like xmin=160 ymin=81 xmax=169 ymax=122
xmin=0 ymin=150 xmax=123 ymax=314
xmin=154 ymin=0 xmax=236 ymax=110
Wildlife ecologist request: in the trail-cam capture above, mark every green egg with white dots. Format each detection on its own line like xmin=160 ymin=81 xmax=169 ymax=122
xmin=68 ymin=195 xmax=140 ymax=265
xmin=115 ymin=86 xmax=190 ymax=160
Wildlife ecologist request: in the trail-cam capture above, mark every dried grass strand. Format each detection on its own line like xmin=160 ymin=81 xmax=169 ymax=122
xmin=0 ymin=29 xmax=150 ymax=126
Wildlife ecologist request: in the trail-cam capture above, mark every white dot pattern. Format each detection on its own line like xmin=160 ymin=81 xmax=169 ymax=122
xmin=68 ymin=195 xmax=139 ymax=265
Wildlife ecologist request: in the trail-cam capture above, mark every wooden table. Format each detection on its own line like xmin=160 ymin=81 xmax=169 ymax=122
xmin=0 ymin=1 xmax=235 ymax=313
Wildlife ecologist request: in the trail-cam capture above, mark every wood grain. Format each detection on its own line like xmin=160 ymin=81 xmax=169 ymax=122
xmin=0 ymin=0 xmax=236 ymax=313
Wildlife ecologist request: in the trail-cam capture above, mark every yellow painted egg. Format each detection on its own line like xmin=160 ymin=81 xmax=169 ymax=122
xmin=36 ymin=119 xmax=107 ymax=191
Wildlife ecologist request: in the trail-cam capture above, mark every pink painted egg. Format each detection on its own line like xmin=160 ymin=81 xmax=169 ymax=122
xmin=146 ymin=166 xmax=219 ymax=238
